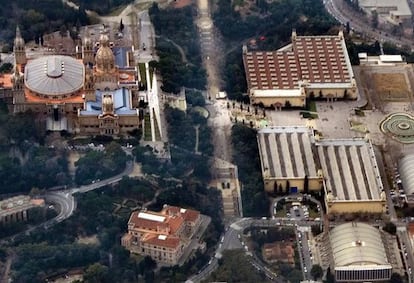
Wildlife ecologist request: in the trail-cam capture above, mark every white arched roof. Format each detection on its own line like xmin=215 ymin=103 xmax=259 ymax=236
xmin=25 ymin=55 xmax=84 ymax=96
xmin=330 ymin=222 xmax=388 ymax=267
xmin=399 ymin=155 xmax=414 ymax=195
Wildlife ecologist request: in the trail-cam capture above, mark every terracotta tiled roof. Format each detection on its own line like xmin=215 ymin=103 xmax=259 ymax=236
xmin=128 ymin=209 xmax=186 ymax=235
xmin=162 ymin=205 xmax=200 ymax=223
xmin=244 ymin=51 xmax=300 ymax=90
xmin=128 ymin=211 xmax=170 ymax=232
xmin=142 ymin=234 xmax=181 ymax=249
xmin=244 ymin=33 xmax=352 ymax=92
xmin=0 ymin=74 xmax=13 ymax=88
xmin=24 ymin=89 xmax=84 ymax=103
xmin=293 ymin=36 xmax=350 ymax=84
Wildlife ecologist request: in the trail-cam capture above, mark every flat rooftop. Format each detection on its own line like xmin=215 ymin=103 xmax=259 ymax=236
xmin=316 ymin=139 xmax=384 ymax=201
xmin=243 ymin=31 xmax=353 ymax=92
xmin=360 ymin=0 xmax=412 ymax=16
xmin=0 ymin=195 xmax=38 ymax=217
xmin=81 ymin=88 xmax=137 ymax=116
xmin=257 ymin=126 xmax=318 ymax=179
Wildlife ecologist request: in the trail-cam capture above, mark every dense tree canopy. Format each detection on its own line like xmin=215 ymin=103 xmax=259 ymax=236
xmin=207 ymin=250 xmax=269 ymax=282
xmin=0 ymin=0 xmax=89 ymax=45
xmin=149 ymin=3 xmax=206 ymax=93
xmin=0 ymin=103 xmax=69 ymax=194
xmin=231 ymin=125 xmax=269 ymax=216
xmin=75 ymin=142 xmax=128 ymax=185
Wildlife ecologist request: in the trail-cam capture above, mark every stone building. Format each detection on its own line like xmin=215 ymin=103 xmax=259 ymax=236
xmin=121 ymin=205 xmax=201 ymax=265
xmin=0 ymin=195 xmax=45 ymax=224
xmin=0 ymin=26 xmax=152 ymax=136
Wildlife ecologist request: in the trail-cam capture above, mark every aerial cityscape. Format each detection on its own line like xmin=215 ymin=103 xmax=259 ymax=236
xmin=1 ymin=0 xmax=414 ymax=282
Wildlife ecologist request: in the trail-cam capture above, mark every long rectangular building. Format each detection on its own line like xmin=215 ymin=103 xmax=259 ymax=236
xmin=316 ymin=139 xmax=386 ymax=214
xmin=243 ymin=31 xmax=357 ymax=108
xmin=257 ymin=126 xmax=323 ymax=193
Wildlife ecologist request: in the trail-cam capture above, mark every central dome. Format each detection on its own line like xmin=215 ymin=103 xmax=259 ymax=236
xmin=24 ymin=55 xmax=84 ymax=96
xmin=95 ymin=34 xmax=115 ymax=72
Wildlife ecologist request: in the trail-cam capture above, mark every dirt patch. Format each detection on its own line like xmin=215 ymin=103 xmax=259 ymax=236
xmin=371 ymin=73 xmax=410 ymax=101
xmin=76 ymin=235 xmax=99 ymax=245
xmin=68 ymin=151 xmax=84 ymax=176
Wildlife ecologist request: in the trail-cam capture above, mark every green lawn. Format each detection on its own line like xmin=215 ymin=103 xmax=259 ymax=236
xmin=144 ymin=114 xmax=152 ymax=141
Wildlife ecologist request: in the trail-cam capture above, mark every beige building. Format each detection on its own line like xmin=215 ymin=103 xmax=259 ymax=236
xmin=0 ymin=26 xmax=146 ymax=136
xmin=0 ymin=195 xmax=45 ymax=224
xmin=257 ymin=127 xmax=386 ymax=214
xmin=257 ymin=126 xmax=323 ymax=193
xmin=318 ymin=139 xmax=386 ymax=214
xmin=121 ymin=205 xmax=201 ymax=265
xmin=359 ymin=0 xmax=412 ymax=24
xmin=243 ymin=31 xmax=357 ymax=109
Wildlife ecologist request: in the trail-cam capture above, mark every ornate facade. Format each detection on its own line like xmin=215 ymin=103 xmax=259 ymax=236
xmin=121 ymin=205 xmax=201 ymax=265
xmin=0 ymin=26 xmax=148 ymax=136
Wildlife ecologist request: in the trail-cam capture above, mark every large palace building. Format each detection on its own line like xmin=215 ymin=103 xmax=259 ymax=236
xmin=0 ymin=26 xmax=148 ymax=136
xmin=243 ymin=31 xmax=357 ymax=108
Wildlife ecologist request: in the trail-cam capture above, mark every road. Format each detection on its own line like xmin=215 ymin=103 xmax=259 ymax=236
xmin=39 ymin=160 xmax=134 ymax=230
xmin=187 ymin=217 xmax=322 ymax=282
xmin=324 ymin=0 xmax=414 ymax=49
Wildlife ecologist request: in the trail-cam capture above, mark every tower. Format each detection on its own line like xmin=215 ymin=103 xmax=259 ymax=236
xmin=99 ymin=93 xmax=119 ymax=135
xmin=14 ymin=26 xmax=26 ymax=65
xmin=84 ymin=68 xmax=95 ymax=101
xmin=82 ymin=27 xmax=95 ymax=66
xmin=11 ymin=66 xmax=25 ymax=113
xmin=102 ymin=93 xmax=114 ymax=115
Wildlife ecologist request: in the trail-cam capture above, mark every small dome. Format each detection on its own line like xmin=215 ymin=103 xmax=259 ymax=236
xmin=99 ymin=34 xmax=110 ymax=47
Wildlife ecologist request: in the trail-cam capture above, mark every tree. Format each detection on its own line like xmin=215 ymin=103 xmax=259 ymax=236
xmin=119 ymin=18 xmax=124 ymax=32
xmin=310 ymin=264 xmax=323 ymax=280
xmin=371 ymin=10 xmax=378 ymax=28
xmin=83 ymin=263 xmax=109 ymax=283
xmin=346 ymin=21 xmax=350 ymax=34
xmin=390 ymin=272 xmax=403 ymax=283
xmin=383 ymin=222 xmax=397 ymax=235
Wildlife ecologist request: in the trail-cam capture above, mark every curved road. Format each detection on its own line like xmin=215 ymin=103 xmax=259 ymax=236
xmin=42 ymin=160 xmax=134 ymax=228
xmin=324 ymin=0 xmax=414 ymax=49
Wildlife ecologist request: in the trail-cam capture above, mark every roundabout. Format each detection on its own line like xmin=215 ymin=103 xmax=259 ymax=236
xmin=380 ymin=113 xmax=414 ymax=143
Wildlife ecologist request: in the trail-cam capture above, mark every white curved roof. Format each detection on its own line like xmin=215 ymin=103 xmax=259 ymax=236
xmin=399 ymin=154 xmax=414 ymax=195
xmin=330 ymin=222 xmax=389 ymax=267
xmin=25 ymin=55 xmax=84 ymax=96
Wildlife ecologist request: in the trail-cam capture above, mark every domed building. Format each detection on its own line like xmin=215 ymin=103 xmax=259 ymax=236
xmin=0 ymin=26 xmax=150 ymax=136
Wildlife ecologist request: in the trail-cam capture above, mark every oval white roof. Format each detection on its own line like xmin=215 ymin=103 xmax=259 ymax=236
xmin=25 ymin=55 xmax=84 ymax=96
xmin=330 ymin=222 xmax=389 ymax=267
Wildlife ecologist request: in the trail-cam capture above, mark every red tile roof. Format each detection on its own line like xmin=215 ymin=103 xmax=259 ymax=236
xmin=162 ymin=205 xmax=200 ymax=223
xmin=142 ymin=234 xmax=181 ymax=249
xmin=243 ymin=33 xmax=352 ymax=92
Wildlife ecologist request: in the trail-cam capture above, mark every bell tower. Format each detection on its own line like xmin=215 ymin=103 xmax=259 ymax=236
xmin=84 ymin=68 xmax=95 ymax=101
xmin=82 ymin=27 xmax=95 ymax=66
xmin=14 ymin=26 xmax=26 ymax=66
xmin=11 ymin=66 xmax=25 ymax=113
